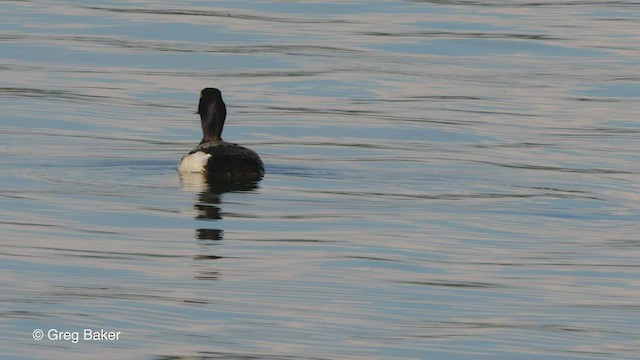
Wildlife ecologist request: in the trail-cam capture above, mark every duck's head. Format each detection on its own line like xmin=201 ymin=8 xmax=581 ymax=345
xmin=198 ymin=87 xmax=226 ymax=143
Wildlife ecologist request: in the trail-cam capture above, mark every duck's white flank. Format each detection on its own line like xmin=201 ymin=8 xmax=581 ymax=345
xmin=178 ymin=151 xmax=211 ymax=173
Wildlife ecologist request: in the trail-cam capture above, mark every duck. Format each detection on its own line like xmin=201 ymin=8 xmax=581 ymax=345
xmin=178 ymin=88 xmax=264 ymax=180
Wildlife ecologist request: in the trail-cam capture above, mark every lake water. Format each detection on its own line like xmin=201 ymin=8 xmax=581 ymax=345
xmin=1 ymin=1 xmax=639 ymax=359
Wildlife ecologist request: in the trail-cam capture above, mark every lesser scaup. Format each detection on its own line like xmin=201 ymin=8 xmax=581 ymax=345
xmin=178 ymin=88 xmax=264 ymax=180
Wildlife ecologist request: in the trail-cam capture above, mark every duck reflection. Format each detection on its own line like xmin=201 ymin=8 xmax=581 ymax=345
xmin=195 ymin=228 xmax=223 ymax=240
xmin=179 ymin=172 xmax=261 ymax=280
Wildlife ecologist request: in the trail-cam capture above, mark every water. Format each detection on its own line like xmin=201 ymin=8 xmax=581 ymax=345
xmin=1 ymin=1 xmax=639 ymax=359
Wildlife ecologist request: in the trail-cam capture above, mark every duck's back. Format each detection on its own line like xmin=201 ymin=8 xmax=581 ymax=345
xmin=203 ymin=142 xmax=264 ymax=179
xmin=179 ymin=141 xmax=264 ymax=180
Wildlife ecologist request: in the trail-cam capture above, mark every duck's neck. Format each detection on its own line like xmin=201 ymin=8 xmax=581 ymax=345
xmin=200 ymin=100 xmax=226 ymax=143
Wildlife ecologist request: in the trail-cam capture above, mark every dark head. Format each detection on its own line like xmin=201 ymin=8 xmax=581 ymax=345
xmin=198 ymin=88 xmax=226 ymax=143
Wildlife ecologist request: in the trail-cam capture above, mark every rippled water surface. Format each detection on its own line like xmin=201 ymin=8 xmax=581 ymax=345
xmin=1 ymin=1 xmax=639 ymax=359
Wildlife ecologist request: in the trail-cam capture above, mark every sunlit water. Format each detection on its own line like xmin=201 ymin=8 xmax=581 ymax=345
xmin=1 ymin=1 xmax=639 ymax=359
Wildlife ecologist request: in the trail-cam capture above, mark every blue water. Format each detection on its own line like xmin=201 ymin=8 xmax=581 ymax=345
xmin=1 ymin=1 xmax=639 ymax=359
